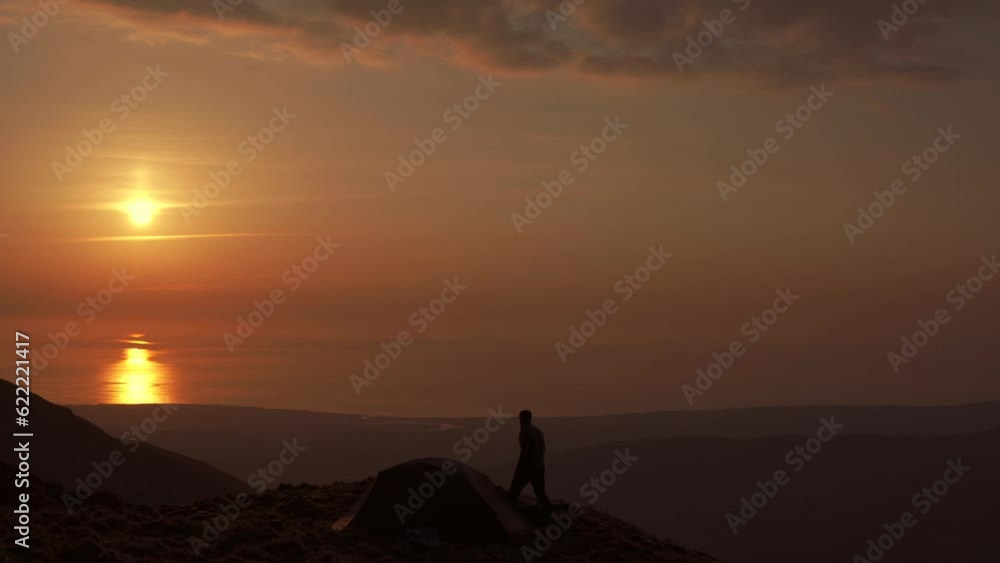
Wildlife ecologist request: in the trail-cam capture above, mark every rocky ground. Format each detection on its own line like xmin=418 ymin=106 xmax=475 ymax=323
xmin=2 ymin=472 xmax=716 ymax=562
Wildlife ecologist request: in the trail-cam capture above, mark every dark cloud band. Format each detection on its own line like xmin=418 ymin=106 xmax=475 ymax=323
xmin=77 ymin=0 xmax=997 ymax=85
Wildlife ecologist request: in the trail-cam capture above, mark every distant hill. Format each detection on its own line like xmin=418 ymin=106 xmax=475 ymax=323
xmin=70 ymin=400 xmax=1000 ymax=485
xmin=2 ymin=379 xmax=246 ymax=507
xmin=512 ymin=430 xmax=1000 ymax=563
xmin=67 ymin=400 xmax=1000 ymax=562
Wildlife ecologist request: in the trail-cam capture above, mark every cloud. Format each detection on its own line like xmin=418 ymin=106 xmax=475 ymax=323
xmin=74 ymin=0 xmax=997 ymax=85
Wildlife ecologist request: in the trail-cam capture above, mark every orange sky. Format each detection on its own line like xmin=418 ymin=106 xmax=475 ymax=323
xmin=1 ymin=0 xmax=999 ymax=415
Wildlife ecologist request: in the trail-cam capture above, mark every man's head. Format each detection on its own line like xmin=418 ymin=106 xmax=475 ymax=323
xmin=519 ymin=409 xmax=532 ymax=428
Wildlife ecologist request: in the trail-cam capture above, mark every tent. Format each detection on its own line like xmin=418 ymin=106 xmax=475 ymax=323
xmin=333 ymin=458 xmax=533 ymax=542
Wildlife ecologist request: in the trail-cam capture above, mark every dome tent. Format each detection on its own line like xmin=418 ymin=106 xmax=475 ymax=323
xmin=334 ymin=458 xmax=534 ymax=542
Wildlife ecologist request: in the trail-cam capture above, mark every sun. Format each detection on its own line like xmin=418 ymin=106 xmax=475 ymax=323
xmin=121 ymin=197 xmax=159 ymax=227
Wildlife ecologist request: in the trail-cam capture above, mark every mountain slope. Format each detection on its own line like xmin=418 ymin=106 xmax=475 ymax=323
xmin=3 ymin=379 xmax=247 ymax=507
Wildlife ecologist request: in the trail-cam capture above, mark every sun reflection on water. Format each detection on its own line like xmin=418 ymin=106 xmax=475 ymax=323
xmin=106 ymin=344 xmax=171 ymax=404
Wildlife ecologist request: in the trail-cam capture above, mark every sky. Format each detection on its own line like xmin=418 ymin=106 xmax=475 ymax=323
xmin=1 ymin=0 xmax=999 ymax=416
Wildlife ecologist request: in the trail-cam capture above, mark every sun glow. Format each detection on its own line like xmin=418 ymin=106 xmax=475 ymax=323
xmin=121 ymin=197 xmax=159 ymax=227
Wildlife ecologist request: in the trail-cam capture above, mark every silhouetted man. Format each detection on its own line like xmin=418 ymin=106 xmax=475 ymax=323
xmin=509 ymin=409 xmax=551 ymax=513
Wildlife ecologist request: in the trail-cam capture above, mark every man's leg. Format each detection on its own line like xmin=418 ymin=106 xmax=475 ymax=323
xmin=509 ymin=465 xmax=529 ymax=503
xmin=530 ymin=469 xmax=552 ymax=513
